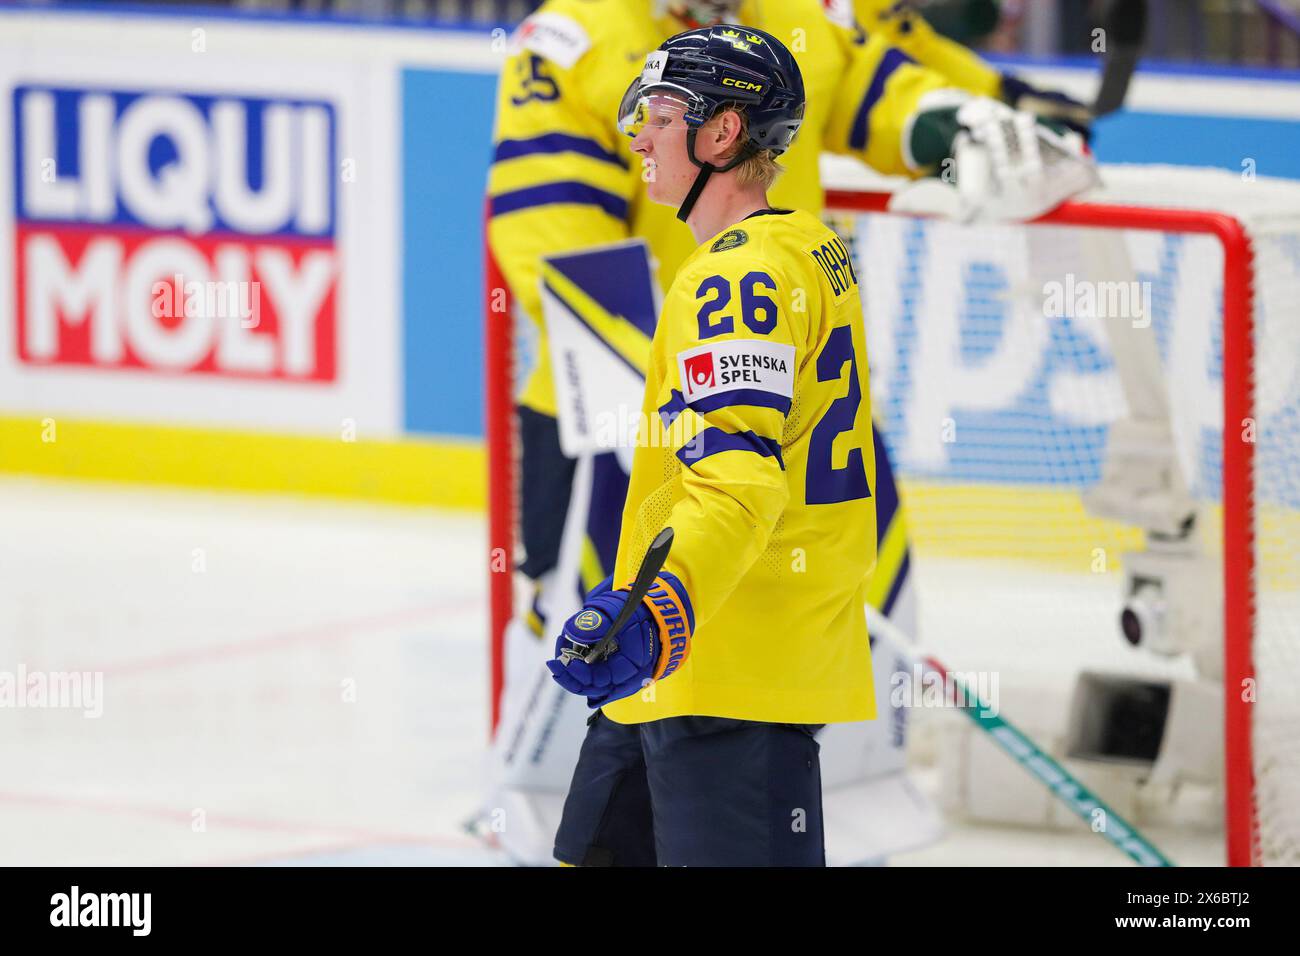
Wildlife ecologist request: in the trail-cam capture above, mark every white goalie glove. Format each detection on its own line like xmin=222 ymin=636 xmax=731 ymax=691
xmin=893 ymin=92 xmax=1101 ymax=224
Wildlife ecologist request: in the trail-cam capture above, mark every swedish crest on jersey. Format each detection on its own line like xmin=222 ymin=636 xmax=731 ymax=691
xmin=710 ymin=229 xmax=749 ymax=253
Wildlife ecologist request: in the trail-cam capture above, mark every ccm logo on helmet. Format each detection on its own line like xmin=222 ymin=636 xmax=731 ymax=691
xmin=722 ymin=77 xmax=764 ymax=92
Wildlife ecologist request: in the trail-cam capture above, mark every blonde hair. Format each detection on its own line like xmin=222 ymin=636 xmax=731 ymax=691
xmin=715 ymin=107 xmax=783 ymax=189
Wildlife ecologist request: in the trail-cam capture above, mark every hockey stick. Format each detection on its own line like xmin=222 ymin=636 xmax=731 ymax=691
xmin=1092 ymin=0 xmax=1147 ymax=117
xmin=864 ymin=604 xmax=1173 ymax=867
xmin=560 ymin=526 xmax=675 ymax=666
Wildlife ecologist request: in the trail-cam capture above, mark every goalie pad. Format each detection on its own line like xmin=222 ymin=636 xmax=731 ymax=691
xmin=539 ymin=240 xmax=658 ymax=466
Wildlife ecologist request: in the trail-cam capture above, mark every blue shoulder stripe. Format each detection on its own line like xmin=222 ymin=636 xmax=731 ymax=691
xmin=849 ymin=48 xmax=915 ymax=152
xmin=491 ymin=181 xmax=629 ymax=219
xmin=687 ymin=388 xmax=791 ymax=416
xmin=677 ymin=428 xmax=784 ymax=470
xmin=494 ymin=133 xmax=629 ymax=169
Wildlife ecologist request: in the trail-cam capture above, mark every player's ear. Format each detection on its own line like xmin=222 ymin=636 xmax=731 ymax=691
xmin=716 ymin=110 xmax=743 ymax=153
xmin=702 ymin=109 xmax=743 ymax=164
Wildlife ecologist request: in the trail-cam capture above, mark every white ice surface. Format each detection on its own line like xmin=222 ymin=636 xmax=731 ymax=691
xmin=0 ymin=476 xmax=1224 ymax=866
xmin=0 ymin=476 xmax=504 ymax=866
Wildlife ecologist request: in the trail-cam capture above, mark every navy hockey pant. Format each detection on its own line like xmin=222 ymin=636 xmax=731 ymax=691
xmin=554 ymin=711 xmax=826 ymax=867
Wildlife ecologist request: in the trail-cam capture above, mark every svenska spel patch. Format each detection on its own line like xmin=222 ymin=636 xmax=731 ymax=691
xmin=677 ymin=339 xmax=795 ymax=405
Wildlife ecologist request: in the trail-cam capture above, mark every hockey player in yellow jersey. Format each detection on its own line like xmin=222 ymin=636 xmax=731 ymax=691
xmin=545 ymin=25 xmax=871 ymax=865
xmin=593 ymin=215 xmax=878 ymax=723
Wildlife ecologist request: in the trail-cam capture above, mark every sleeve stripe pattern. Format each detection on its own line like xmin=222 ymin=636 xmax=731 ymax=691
xmin=494 ymin=133 xmax=629 ymax=170
xmin=658 ymin=389 xmax=688 ymax=429
xmin=849 ymin=47 xmax=916 ymax=151
xmin=659 ymin=388 xmax=792 ymax=429
xmin=677 ymin=428 xmax=785 ymax=470
xmin=491 ymin=181 xmax=629 ymax=220
xmin=686 ymin=388 xmax=792 ymax=417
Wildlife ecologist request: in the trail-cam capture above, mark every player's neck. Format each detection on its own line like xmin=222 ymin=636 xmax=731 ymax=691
xmin=685 ymin=181 xmax=770 ymax=245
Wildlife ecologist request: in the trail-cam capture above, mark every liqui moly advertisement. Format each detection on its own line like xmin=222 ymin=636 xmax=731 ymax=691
xmin=15 ymin=86 xmax=338 ymax=380
xmin=0 ymin=39 xmax=401 ymax=435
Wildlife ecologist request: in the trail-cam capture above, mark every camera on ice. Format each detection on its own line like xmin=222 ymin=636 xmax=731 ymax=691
xmin=15 ymin=85 xmax=338 ymax=380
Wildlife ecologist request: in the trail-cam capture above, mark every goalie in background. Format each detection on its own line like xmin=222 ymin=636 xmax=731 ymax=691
xmin=481 ymin=0 xmax=1097 ymax=865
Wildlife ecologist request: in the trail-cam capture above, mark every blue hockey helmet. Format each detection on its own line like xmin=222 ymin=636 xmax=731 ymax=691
xmin=618 ymin=24 xmax=805 ymax=221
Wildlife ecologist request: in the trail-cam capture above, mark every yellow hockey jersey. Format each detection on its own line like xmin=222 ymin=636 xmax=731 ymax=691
xmin=602 ymin=208 xmax=877 ymax=725
xmin=489 ymin=0 xmax=960 ymax=417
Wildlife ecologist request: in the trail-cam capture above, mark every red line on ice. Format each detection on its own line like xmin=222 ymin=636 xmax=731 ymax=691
xmin=74 ymin=598 xmax=482 ymax=676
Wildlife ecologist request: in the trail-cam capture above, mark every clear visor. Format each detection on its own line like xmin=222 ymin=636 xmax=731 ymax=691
xmin=616 ymin=81 xmax=702 ymax=138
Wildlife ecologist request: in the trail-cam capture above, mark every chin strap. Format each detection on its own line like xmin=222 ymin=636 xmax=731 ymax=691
xmin=677 ymin=127 xmax=754 ymax=223
xmin=678 ymin=164 xmax=714 ymax=222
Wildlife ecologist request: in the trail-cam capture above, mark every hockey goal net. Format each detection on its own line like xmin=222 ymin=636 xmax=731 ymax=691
xmin=485 ymin=163 xmax=1300 ymax=866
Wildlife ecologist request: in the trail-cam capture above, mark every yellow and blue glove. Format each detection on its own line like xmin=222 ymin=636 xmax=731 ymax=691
xmin=545 ymin=573 xmax=695 ymax=708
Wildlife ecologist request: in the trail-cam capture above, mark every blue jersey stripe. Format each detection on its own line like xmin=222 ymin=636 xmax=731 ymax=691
xmin=849 ymin=48 xmax=914 ymax=152
xmin=677 ymin=428 xmax=784 ymax=470
xmin=491 ymin=181 xmax=629 ymax=219
xmin=658 ymin=389 xmax=689 ymax=428
xmin=494 ymin=133 xmax=629 ymax=169
xmin=687 ymin=388 xmax=791 ymax=416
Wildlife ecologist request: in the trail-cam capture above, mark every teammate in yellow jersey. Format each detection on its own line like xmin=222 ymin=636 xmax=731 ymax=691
xmin=545 ymin=25 xmax=874 ymax=866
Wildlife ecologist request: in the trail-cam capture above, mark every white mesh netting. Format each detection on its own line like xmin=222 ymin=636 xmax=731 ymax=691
xmin=824 ymin=163 xmax=1300 ymax=865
